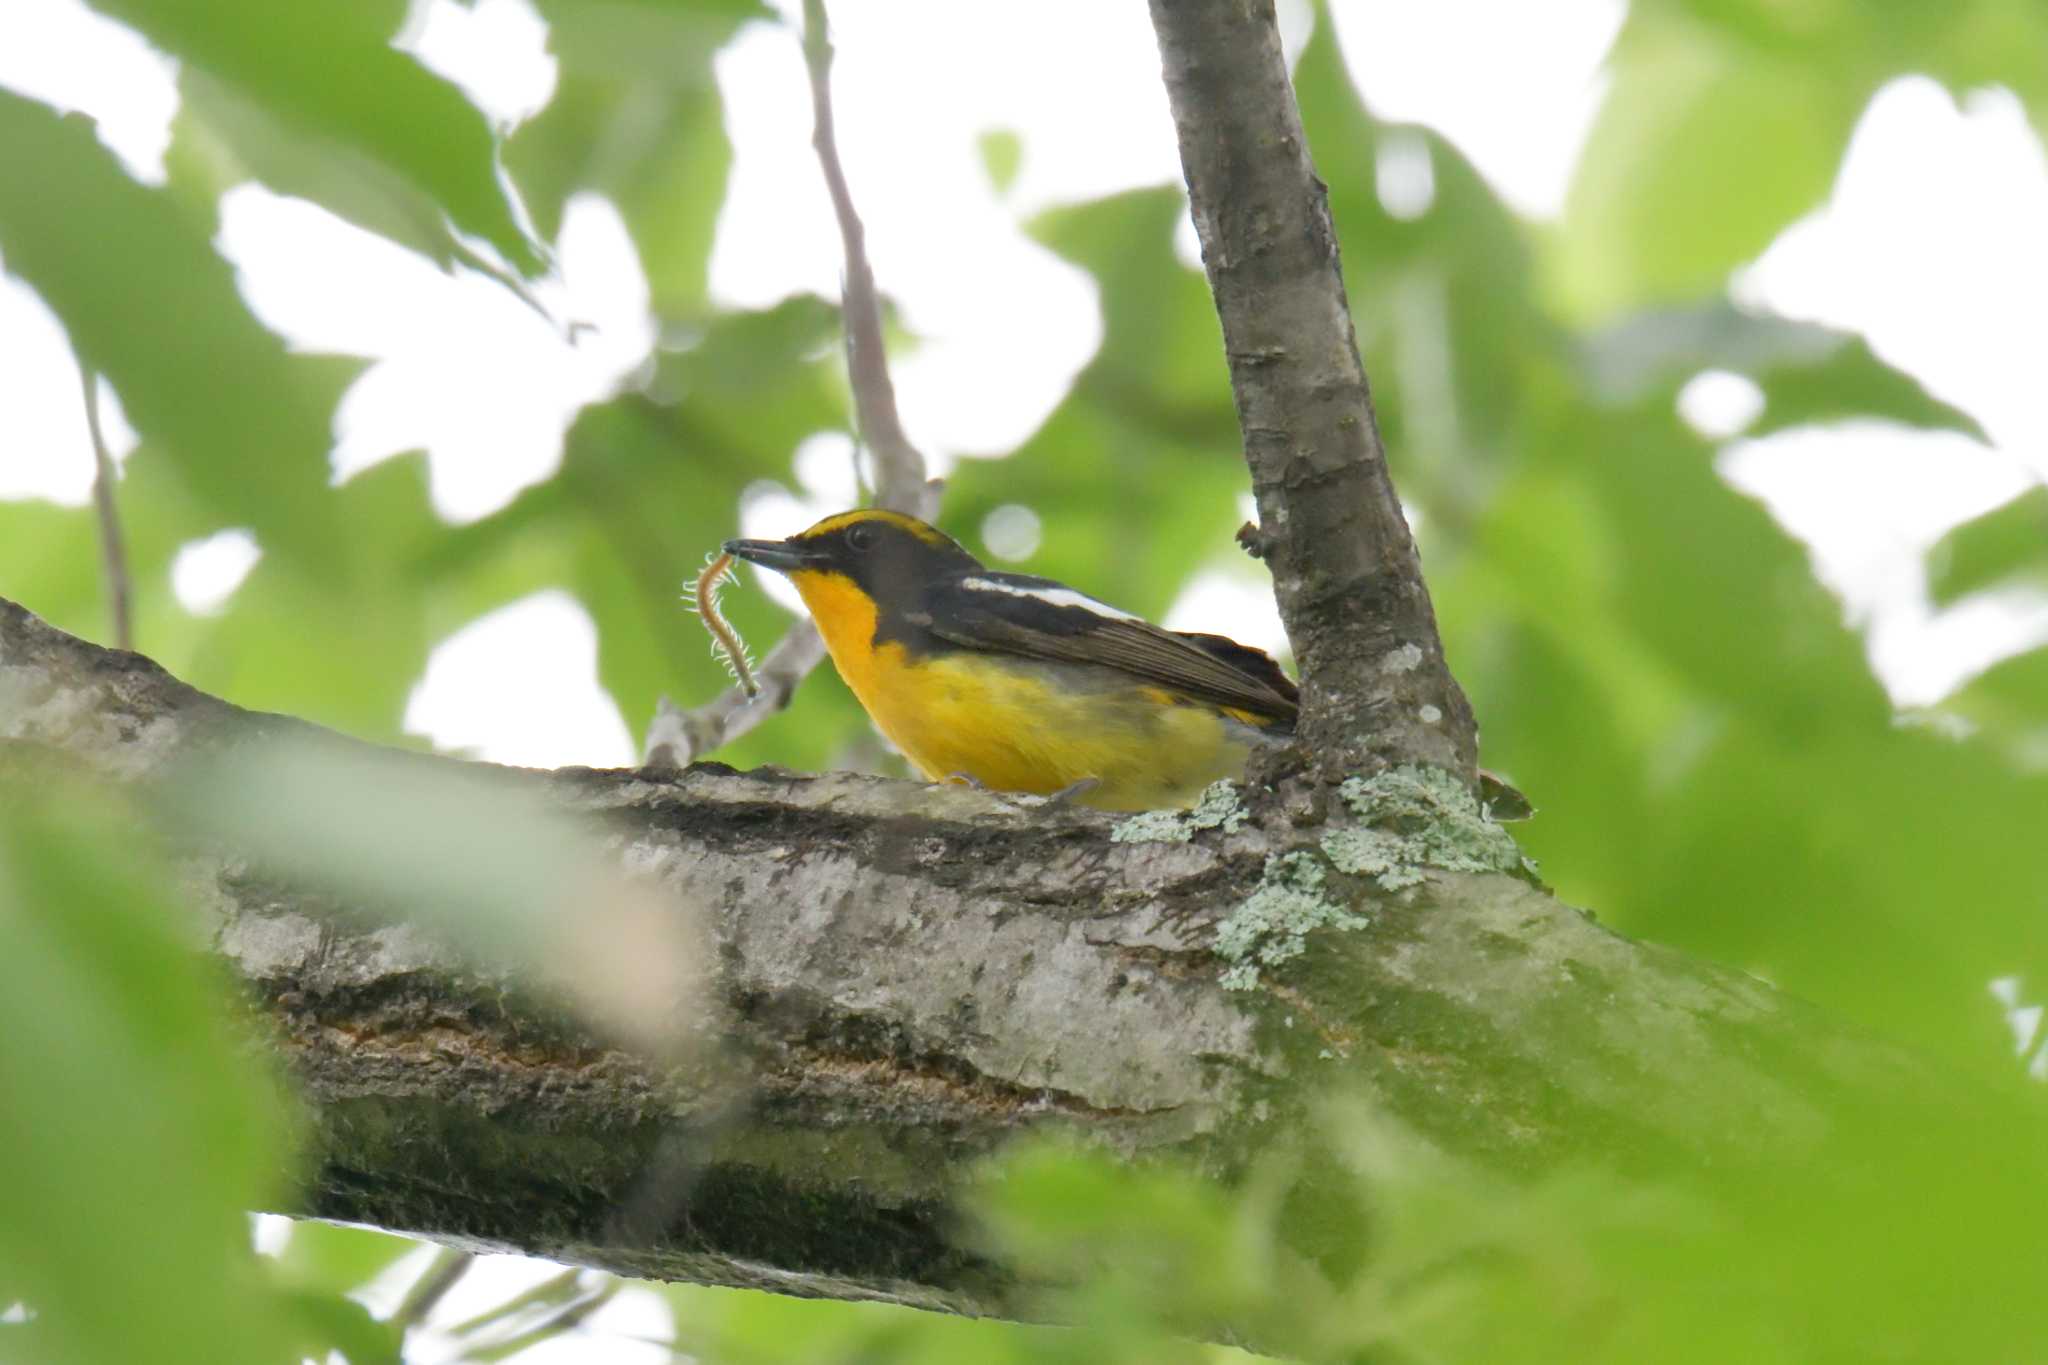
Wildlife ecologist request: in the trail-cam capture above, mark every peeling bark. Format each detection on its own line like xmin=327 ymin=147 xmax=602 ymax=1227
xmin=0 ymin=598 xmax=1940 ymax=1316
xmin=1149 ymin=0 xmax=1477 ymax=782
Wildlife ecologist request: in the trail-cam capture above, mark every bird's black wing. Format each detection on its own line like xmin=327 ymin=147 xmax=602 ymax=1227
xmin=920 ymin=573 xmax=1298 ymax=722
xmin=1174 ymin=630 xmax=1300 ymax=708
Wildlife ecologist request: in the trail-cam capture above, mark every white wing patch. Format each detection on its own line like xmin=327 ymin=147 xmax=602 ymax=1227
xmin=959 ymin=577 xmax=1143 ymax=623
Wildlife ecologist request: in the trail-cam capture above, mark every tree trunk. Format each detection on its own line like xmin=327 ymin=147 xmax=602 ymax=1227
xmin=1150 ymin=0 xmax=1476 ymax=781
xmin=0 ymin=597 xmax=1932 ymax=1317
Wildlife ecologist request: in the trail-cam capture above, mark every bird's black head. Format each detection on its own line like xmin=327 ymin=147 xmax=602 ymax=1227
xmin=724 ymin=509 xmax=982 ymax=608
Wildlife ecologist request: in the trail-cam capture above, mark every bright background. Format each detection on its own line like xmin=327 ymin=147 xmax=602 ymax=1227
xmin=7 ymin=0 xmax=2045 ymax=769
xmin=5 ymin=1 xmax=2048 ymax=1361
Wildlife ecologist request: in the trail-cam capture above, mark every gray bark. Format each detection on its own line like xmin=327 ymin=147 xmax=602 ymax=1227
xmin=1149 ymin=0 xmax=1477 ymax=781
xmin=0 ymin=597 xmax=1933 ymax=1317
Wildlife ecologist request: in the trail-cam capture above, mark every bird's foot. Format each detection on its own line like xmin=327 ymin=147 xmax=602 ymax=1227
xmin=1044 ymin=776 xmax=1101 ymax=806
xmin=941 ymin=772 xmax=1100 ymax=811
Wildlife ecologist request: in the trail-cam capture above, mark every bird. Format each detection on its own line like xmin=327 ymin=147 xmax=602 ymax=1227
xmin=723 ymin=509 xmax=1297 ymax=812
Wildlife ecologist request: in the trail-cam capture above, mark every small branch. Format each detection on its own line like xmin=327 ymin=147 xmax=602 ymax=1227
xmin=81 ymin=369 xmax=132 ymax=652
xmin=467 ymin=1278 xmax=619 ymax=1362
xmin=390 ymin=1246 xmax=474 ymax=1333
xmin=645 ymin=0 xmax=935 ymax=768
xmin=1147 ymin=0 xmax=1477 ymax=783
xmin=444 ymin=1265 xmax=581 ymax=1339
xmin=798 ymin=0 xmax=931 ymax=516
xmin=643 ymin=625 xmax=826 ymax=768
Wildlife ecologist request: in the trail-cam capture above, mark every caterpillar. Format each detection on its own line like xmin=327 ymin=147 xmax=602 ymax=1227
xmin=683 ymin=550 xmax=759 ymax=698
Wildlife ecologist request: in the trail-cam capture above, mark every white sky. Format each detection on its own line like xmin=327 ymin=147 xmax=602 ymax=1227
xmin=3 ymin=0 xmax=2046 ymax=760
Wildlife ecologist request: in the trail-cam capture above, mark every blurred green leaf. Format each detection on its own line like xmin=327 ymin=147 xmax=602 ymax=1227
xmin=431 ymin=296 xmax=860 ymax=763
xmin=514 ymin=74 xmax=729 ymax=318
xmin=172 ymin=452 xmax=437 ymax=741
xmin=172 ymin=67 xmax=532 ymax=302
xmin=1586 ymin=0 xmax=2048 ymax=323
xmin=96 ymin=0 xmax=540 ymax=275
xmin=1929 ymin=1 xmax=2048 ymax=145
xmin=1580 ymin=302 xmax=1987 ymax=440
xmin=942 ymin=189 xmax=1244 ymax=619
xmin=509 ymin=0 xmax=756 ymax=318
xmin=949 ymin=1097 xmax=2048 ymax=1364
xmin=0 ymin=93 xmax=346 ymax=568
xmin=978 ymin=129 xmax=1024 ymax=195
xmin=970 ymin=1138 xmax=1282 ymax=1347
xmin=278 ymin=1287 xmax=404 ymax=1365
xmin=174 ymin=725 xmax=714 ymax=1052
xmin=0 ymin=499 xmax=102 ymax=645
xmin=1943 ymin=642 xmax=2048 ymax=755
xmin=272 ymin=1220 xmax=421 ymax=1298
xmin=1652 ymin=0 xmax=2048 ymax=145
xmin=1928 ymin=483 xmax=2048 ymax=605
xmin=0 ymin=776 xmax=296 ymax=1365
xmin=666 ymin=1277 xmax=1126 ymax=1365
xmin=1444 ymin=373 xmax=2048 ymax=1069
xmin=1293 ymin=20 xmax=1556 ymax=526
xmin=537 ymin=0 xmax=773 ymax=64
xmin=1556 ymin=12 xmax=1860 ymax=318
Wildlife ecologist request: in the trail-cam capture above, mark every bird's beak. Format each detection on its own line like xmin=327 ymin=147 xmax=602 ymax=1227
xmin=723 ymin=537 xmax=825 ymax=574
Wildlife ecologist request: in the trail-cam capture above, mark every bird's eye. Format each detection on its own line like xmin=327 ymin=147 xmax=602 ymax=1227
xmin=846 ymin=524 xmax=875 ymax=552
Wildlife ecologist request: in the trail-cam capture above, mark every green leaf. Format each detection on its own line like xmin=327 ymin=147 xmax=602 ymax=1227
xmin=172 ymin=453 xmax=440 ymax=741
xmin=0 ymin=774 xmax=297 ymax=1365
xmin=272 ymin=1220 xmax=422 ymax=1298
xmin=0 ymin=499 xmax=103 ymax=646
xmin=1928 ymin=483 xmax=2048 ymax=605
xmin=970 ymin=1139 xmax=1266 ymax=1325
xmin=1292 ymin=19 xmax=1558 ymax=520
xmin=431 ymin=297 xmax=862 ymax=765
xmin=532 ymin=0 xmax=771 ymax=72
xmin=1580 ymin=303 xmax=1987 ymax=440
xmin=507 ymin=0 xmax=755 ymax=319
xmin=1654 ymin=0 xmax=2048 ymax=147
xmin=1925 ymin=0 xmax=2048 ymax=147
xmin=1026 ymin=188 xmax=1229 ymax=415
xmin=1555 ymin=12 xmax=1861 ymax=318
xmin=1942 ymin=641 xmax=2048 ymax=752
xmin=95 ymin=0 xmax=540 ymax=275
xmin=665 ymin=1279 xmax=1088 ymax=1365
xmin=977 ymin=128 xmax=1024 ymax=195
xmin=277 ymin=1287 xmax=404 ymax=1365
xmin=172 ymin=67 xmax=511 ymax=289
xmin=509 ymin=73 xmax=730 ymax=318
xmin=1445 ymin=372 xmax=2048 ymax=1068
xmin=0 ymin=94 xmax=347 ymax=568
xmin=994 ymin=189 xmax=1243 ymax=599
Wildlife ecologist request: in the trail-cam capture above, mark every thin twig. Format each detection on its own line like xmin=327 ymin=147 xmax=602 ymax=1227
xmin=442 ymin=1265 xmax=583 ymax=1337
xmin=389 ymin=1246 xmax=474 ymax=1334
xmin=466 ymin=1280 xmax=620 ymax=1362
xmin=644 ymin=0 xmax=936 ymax=767
xmin=798 ymin=0 xmax=927 ymax=512
xmin=81 ymin=369 xmax=132 ymax=651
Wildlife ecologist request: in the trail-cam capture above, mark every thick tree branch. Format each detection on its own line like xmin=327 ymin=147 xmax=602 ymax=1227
xmin=1149 ymin=0 xmax=1476 ymax=782
xmin=0 ymin=597 xmax=1944 ymax=1318
xmin=645 ymin=0 xmax=937 ymax=769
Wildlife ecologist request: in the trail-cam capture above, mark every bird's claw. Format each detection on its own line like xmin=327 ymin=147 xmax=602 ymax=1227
xmin=941 ymin=772 xmax=1100 ymax=811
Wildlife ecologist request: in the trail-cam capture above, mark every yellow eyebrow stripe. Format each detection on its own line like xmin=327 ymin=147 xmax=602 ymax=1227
xmin=796 ymin=509 xmax=956 ymax=549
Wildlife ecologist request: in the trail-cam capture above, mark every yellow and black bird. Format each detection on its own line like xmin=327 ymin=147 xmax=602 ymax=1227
xmin=724 ymin=509 xmax=1297 ymax=812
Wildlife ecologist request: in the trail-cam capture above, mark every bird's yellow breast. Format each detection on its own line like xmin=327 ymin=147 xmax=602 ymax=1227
xmin=787 ymin=568 xmax=1260 ymax=811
